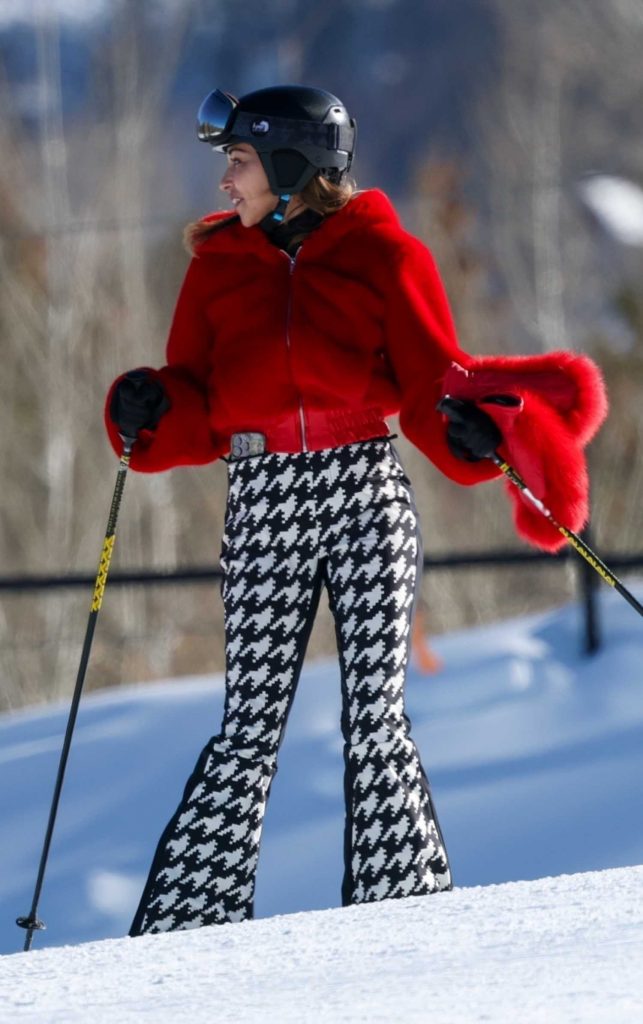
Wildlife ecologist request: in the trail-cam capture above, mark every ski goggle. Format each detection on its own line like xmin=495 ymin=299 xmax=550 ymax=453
xmin=197 ymin=89 xmax=239 ymax=144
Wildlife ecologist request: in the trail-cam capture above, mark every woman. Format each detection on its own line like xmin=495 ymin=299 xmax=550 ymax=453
xmin=106 ymin=85 xmax=607 ymax=935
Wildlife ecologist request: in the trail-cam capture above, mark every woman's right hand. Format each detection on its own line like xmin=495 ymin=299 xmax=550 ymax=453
xmin=109 ymin=369 xmax=170 ymax=439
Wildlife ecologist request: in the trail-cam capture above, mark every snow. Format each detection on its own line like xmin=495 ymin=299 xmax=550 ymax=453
xmin=2 ymin=866 xmax=643 ymax=1022
xmin=0 ymin=1 xmax=107 ymax=25
xmin=0 ymin=0 xmax=177 ymax=27
xmin=1 ymin=582 xmax=643 ymax=1020
xmin=578 ymin=174 xmax=643 ymax=246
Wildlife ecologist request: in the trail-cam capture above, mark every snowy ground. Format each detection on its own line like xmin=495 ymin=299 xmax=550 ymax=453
xmin=1 ymin=583 xmax=643 ymax=1019
xmin=2 ymin=865 xmax=643 ymax=1023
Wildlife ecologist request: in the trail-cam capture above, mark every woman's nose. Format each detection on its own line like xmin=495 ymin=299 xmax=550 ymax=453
xmin=219 ymin=169 xmax=232 ymax=192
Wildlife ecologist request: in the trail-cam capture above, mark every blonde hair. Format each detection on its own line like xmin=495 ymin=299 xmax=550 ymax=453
xmin=299 ymin=173 xmax=356 ymax=214
xmin=184 ymin=173 xmax=357 ymax=255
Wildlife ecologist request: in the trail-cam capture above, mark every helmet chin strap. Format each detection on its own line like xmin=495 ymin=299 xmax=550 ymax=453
xmin=259 ymin=193 xmax=291 ymax=235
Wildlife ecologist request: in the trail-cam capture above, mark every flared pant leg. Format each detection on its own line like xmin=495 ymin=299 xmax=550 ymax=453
xmin=129 ymin=455 xmax=324 ymax=935
xmin=318 ymin=442 xmax=452 ymax=903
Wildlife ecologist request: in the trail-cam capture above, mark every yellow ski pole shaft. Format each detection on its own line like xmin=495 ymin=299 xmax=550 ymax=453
xmin=17 ymin=438 xmax=135 ymax=952
xmin=492 ymin=455 xmax=643 ymax=618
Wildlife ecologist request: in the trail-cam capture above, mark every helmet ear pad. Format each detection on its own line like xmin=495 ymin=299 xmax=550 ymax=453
xmin=264 ymin=149 xmax=318 ymax=194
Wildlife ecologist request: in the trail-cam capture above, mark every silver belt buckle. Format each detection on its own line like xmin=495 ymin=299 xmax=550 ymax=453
xmin=230 ymin=431 xmax=266 ymax=460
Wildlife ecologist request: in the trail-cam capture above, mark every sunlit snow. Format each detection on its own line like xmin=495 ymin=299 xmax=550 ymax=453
xmin=579 ymin=174 xmax=643 ymax=246
xmin=2 ymin=866 xmax=643 ymax=1023
xmin=1 ymin=582 xmax=643 ymax=957
xmin=1 ymin=583 xmax=643 ymax=1019
xmin=0 ymin=0 xmax=106 ymax=25
xmin=0 ymin=0 xmax=176 ymax=26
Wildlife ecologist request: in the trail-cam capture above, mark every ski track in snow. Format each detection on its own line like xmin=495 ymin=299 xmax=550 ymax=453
xmin=2 ymin=865 xmax=643 ymax=1023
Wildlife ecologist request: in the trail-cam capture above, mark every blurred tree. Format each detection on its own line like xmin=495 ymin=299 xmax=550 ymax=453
xmin=0 ymin=0 xmax=641 ymax=709
xmin=478 ymin=0 xmax=643 ymax=553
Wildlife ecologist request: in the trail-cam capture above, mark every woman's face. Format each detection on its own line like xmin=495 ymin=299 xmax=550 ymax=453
xmin=219 ymin=143 xmax=275 ymax=226
xmin=219 ymin=143 xmax=304 ymax=227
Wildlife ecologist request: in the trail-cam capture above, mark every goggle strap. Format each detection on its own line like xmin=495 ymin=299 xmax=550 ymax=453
xmin=231 ymin=112 xmax=355 ymax=152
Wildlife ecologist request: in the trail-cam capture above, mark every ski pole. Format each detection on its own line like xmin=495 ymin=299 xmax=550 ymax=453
xmin=490 ymin=455 xmax=643 ymax=618
xmin=437 ymin=396 xmax=643 ymax=619
xmin=16 ymin=436 xmax=136 ymax=952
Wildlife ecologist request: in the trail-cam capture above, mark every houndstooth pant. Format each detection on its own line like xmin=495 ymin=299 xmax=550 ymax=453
xmin=129 ymin=438 xmax=452 ymax=935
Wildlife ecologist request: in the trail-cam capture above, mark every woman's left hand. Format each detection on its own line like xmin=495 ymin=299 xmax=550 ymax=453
xmin=438 ymin=397 xmax=503 ymax=462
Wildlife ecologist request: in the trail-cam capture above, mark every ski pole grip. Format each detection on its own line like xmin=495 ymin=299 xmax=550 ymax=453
xmin=436 ymin=395 xmax=468 ymax=423
xmin=118 ymin=433 xmax=137 ymax=456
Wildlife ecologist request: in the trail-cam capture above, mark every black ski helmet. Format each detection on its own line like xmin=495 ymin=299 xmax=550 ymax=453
xmin=197 ymin=85 xmax=357 ymax=195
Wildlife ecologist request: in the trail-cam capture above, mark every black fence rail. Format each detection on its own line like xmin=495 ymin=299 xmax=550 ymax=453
xmin=1 ymin=546 xmax=642 ymax=655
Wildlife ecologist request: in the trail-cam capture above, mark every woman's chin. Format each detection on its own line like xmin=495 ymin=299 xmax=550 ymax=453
xmin=239 ymin=203 xmax=281 ymax=228
xmin=239 ymin=210 xmax=260 ymax=228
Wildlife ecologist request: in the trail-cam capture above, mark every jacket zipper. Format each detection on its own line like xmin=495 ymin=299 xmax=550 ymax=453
xmin=285 ymin=252 xmax=308 ymax=451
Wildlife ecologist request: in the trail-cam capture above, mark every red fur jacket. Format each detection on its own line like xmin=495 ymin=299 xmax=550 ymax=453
xmin=104 ymin=188 xmax=607 ymax=551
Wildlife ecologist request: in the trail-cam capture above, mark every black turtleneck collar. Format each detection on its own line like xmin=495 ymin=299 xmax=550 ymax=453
xmin=262 ymin=207 xmax=325 ymax=255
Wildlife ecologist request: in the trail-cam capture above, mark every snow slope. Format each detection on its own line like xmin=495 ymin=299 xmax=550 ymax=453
xmin=2 ymin=865 xmax=643 ymax=1023
xmin=1 ymin=584 xmax=643 ymax=960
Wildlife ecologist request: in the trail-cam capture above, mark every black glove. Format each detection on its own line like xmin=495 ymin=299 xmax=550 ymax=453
xmin=109 ymin=369 xmax=170 ymax=439
xmin=437 ymin=396 xmax=507 ymax=462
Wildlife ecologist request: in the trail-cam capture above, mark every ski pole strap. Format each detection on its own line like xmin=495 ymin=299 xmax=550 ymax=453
xmin=492 ymin=455 xmax=643 ymax=618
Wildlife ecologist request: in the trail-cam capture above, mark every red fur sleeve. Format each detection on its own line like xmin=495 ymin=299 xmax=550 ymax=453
xmin=441 ymin=354 xmax=608 ymax=550
xmin=383 ymin=233 xmax=608 ymax=551
xmin=384 ymin=236 xmax=501 ymax=487
xmin=104 ymin=259 xmax=226 ymax=472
